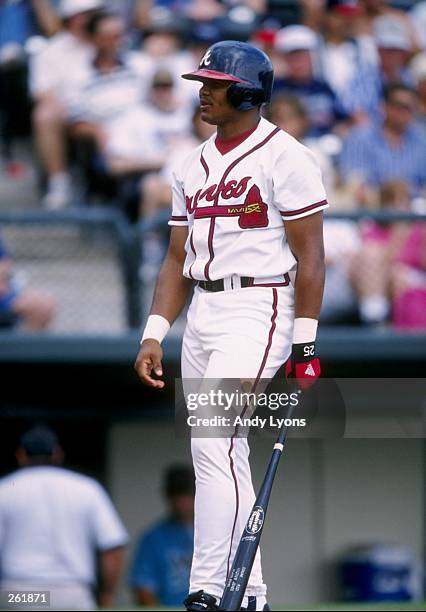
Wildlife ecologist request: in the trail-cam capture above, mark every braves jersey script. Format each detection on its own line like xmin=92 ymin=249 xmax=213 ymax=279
xmin=169 ymin=117 xmax=328 ymax=282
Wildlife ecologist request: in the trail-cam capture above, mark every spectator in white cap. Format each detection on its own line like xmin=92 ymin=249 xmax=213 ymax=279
xmin=359 ymin=0 xmax=419 ymax=50
xmin=273 ymin=24 xmax=351 ymax=136
xmin=342 ymin=14 xmax=415 ymax=121
xmin=410 ymin=52 xmax=426 ymax=135
xmin=374 ymin=15 xmax=413 ymax=84
xmin=30 ymin=0 xmax=104 ymax=210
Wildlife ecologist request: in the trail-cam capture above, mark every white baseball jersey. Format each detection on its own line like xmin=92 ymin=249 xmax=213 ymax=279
xmin=169 ymin=117 xmax=328 ymax=282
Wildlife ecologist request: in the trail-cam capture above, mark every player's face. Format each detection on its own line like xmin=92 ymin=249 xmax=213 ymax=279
xmin=94 ymin=17 xmax=124 ymax=55
xmin=198 ymin=78 xmax=236 ymax=125
xmin=284 ymin=50 xmax=313 ymax=81
xmin=169 ymin=494 xmax=194 ymax=522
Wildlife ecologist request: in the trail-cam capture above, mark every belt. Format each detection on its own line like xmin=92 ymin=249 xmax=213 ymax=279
xmin=196 ymin=273 xmax=290 ymax=292
xmin=197 ymin=277 xmax=253 ymax=292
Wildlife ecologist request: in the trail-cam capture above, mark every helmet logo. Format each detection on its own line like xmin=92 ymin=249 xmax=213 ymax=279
xmin=199 ymin=49 xmax=212 ymax=67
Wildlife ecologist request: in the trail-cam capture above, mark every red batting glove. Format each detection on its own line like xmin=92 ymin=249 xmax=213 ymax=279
xmin=285 ymin=342 xmax=321 ymax=390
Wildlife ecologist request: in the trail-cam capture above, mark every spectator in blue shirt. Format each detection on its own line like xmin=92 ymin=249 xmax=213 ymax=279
xmin=129 ymin=464 xmax=195 ymax=607
xmin=272 ymin=25 xmax=350 ymax=137
xmin=340 ymin=83 xmax=426 ymax=207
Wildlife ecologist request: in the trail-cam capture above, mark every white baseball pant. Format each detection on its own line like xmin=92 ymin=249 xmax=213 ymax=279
xmin=181 ymin=281 xmax=295 ymax=604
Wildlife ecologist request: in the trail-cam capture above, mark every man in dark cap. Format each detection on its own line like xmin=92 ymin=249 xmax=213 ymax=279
xmin=129 ymin=464 xmax=195 ymax=607
xmin=0 ymin=425 xmax=128 ymax=610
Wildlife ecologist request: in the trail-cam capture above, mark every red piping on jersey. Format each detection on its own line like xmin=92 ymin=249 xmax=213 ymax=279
xmin=225 ymin=288 xmax=279 ymax=581
xmin=200 ymin=146 xmax=210 ymax=184
xmin=188 ymin=145 xmax=210 ymax=280
xmin=280 ymin=199 xmax=327 ymax=218
xmin=204 ymin=126 xmax=281 ymax=281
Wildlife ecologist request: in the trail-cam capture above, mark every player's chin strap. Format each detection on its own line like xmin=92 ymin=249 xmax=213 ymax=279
xmin=184 ymin=590 xmax=219 ymax=611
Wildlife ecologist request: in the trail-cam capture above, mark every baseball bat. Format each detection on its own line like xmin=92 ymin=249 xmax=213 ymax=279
xmin=219 ymin=399 xmax=298 ymax=611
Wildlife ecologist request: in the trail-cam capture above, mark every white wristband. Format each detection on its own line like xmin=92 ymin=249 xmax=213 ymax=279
xmin=293 ymin=317 xmax=318 ymax=344
xmin=140 ymin=315 xmax=170 ymax=345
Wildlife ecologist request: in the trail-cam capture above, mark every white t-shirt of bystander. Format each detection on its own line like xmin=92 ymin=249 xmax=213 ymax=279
xmin=29 ymin=32 xmax=94 ymax=108
xmin=67 ymin=58 xmax=144 ymax=126
xmin=105 ymin=104 xmax=192 ymax=164
xmin=0 ymin=466 xmax=128 ymax=586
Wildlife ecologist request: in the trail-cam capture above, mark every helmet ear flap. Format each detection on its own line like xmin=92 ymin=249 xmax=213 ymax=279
xmin=226 ymin=83 xmax=245 ymax=109
xmin=227 ymin=83 xmax=266 ymax=111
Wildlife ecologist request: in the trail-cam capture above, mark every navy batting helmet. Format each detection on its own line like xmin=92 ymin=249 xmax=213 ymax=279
xmin=182 ymin=40 xmax=274 ymax=111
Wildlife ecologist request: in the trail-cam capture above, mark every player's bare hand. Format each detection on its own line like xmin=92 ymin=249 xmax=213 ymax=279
xmin=134 ymin=340 xmax=165 ymax=389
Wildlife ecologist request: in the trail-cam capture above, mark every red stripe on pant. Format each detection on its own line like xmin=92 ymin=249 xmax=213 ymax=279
xmin=225 ymin=288 xmax=279 ymax=583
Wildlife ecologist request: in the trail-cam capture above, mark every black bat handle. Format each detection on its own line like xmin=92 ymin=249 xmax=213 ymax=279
xmin=219 ymin=402 xmax=297 ymax=610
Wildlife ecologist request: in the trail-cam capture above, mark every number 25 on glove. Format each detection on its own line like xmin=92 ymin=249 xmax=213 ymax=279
xmin=285 ymin=342 xmax=321 ymax=390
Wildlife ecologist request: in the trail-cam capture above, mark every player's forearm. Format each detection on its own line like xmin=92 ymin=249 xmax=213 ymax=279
xmin=293 ymin=248 xmax=325 ymax=320
xmin=285 ymin=212 xmax=326 ymax=320
xmin=149 ymin=252 xmax=193 ymax=327
xmin=31 ymin=0 xmax=61 ymax=36
xmin=98 ymin=546 xmax=125 ymax=607
xmin=106 ymin=156 xmax=164 ymax=176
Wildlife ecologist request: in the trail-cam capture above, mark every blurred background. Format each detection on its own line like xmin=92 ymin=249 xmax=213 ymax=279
xmin=0 ymin=0 xmax=425 ymax=609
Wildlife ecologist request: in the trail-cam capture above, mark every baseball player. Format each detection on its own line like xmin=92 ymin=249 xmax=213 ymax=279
xmin=135 ymin=41 xmax=327 ymax=611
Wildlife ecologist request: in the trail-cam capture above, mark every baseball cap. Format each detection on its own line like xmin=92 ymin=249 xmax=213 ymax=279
xmin=59 ymin=0 xmax=104 ymax=19
xmin=374 ymin=16 xmax=411 ymax=51
xmin=326 ymin=0 xmax=361 ymax=14
xmin=19 ymin=425 xmax=59 ymax=457
xmin=274 ymin=25 xmax=317 ymax=54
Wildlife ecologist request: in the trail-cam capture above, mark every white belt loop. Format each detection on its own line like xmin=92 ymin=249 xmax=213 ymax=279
xmin=223 ymin=277 xmax=233 ymax=291
xmin=233 ymin=274 xmax=242 ymax=290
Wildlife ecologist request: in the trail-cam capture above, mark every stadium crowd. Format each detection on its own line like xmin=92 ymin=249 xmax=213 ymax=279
xmin=1 ymin=0 xmax=426 ymax=330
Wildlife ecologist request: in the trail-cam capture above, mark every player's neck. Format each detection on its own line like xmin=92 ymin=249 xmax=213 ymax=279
xmin=216 ymin=113 xmax=261 ymax=142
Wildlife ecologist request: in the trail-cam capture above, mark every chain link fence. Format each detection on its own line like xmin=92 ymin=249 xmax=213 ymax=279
xmin=0 ymin=209 xmax=140 ymax=335
xmin=1 ymin=209 xmax=426 ymax=335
